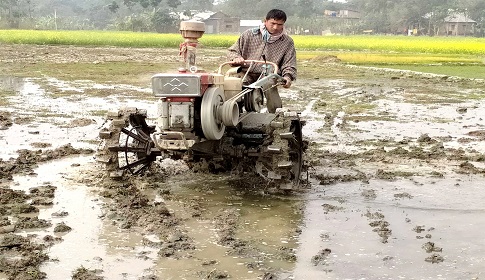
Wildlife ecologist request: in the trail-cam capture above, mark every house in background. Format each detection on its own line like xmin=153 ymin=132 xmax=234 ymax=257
xmin=239 ymin=20 xmax=262 ymax=33
xmin=441 ymin=13 xmax=476 ymax=36
xmin=338 ymin=9 xmax=361 ymax=19
xmin=324 ymin=9 xmax=360 ymax=19
xmin=190 ymin=11 xmax=239 ymax=34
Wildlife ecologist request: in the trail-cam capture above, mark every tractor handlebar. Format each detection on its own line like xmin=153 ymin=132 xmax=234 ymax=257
xmin=217 ymin=60 xmax=279 ymax=75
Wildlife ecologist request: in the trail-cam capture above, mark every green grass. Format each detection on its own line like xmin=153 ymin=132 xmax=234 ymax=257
xmin=293 ymin=35 xmax=485 ymax=55
xmin=0 ymin=30 xmax=184 ymax=47
xmin=6 ymin=60 xmax=165 ymax=85
xmin=298 ymin=51 xmax=484 ymax=79
xmin=298 ymin=51 xmax=482 ymax=64
xmin=2 ymin=30 xmax=485 ymax=55
xmin=368 ymin=64 xmax=485 ymax=79
xmin=0 ymin=90 xmax=16 ymax=106
xmin=1 ymin=29 xmax=484 ymax=79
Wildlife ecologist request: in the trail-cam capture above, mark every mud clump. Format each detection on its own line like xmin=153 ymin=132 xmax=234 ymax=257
xmin=413 ymin=225 xmax=426 ymax=233
xmin=322 ymin=203 xmax=344 ymax=213
xmin=467 ymin=130 xmax=485 ymax=139
xmin=394 ymin=192 xmax=413 ymax=199
xmin=316 ymin=173 xmax=367 ymax=185
xmin=29 ymin=185 xmax=56 ymax=198
xmin=0 ymin=174 xmax=58 ymax=279
xmin=15 ymin=217 xmax=52 ymax=229
xmin=212 ymin=207 xmax=260 ymax=262
xmin=364 ymin=210 xmax=392 ymax=243
xmin=29 ymin=185 xmax=57 ymax=206
xmin=376 ymin=169 xmax=415 ymax=180
xmin=71 ymin=266 xmax=103 ymax=280
xmin=457 ymin=161 xmax=485 ymax=174
xmin=213 ymin=208 xmax=240 ymax=246
xmin=0 ymin=144 xmax=94 ymax=182
xmin=0 ymin=111 xmax=13 ymax=130
xmin=425 ymin=253 xmax=444 ymax=263
xmin=197 ymin=269 xmax=228 ymax=279
xmin=97 ymin=179 xmax=195 ymax=260
xmin=53 ymin=222 xmax=72 ymax=233
xmin=422 ymin=241 xmax=442 ymax=253
xmin=0 ymin=188 xmax=29 ymax=204
xmin=158 ymin=229 xmax=195 ymax=257
xmin=361 ymin=189 xmax=377 ymax=199
xmin=11 ymin=203 xmax=38 ymax=214
xmin=66 ymin=117 xmax=96 ymax=128
xmin=311 ymin=248 xmax=332 ymax=266
xmin=417 ymin=133 xmax=437 ymax=144
xmin=0 ymin=233 xmax=49 ymax=280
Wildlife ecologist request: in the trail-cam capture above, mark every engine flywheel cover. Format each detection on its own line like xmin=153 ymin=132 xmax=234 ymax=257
xmin=201 ymin=87 xmax=225 ymax=140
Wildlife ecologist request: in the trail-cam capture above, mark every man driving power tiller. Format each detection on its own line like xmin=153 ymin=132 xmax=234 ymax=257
xmin=227 ymin=9 xmax=297 ymax=113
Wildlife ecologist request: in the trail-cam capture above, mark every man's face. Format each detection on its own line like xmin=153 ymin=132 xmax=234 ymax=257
xmin=264 ymin=18 xmax=285 ymax=35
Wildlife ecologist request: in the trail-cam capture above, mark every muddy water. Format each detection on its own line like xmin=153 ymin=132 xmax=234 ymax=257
xmin=0 ymin=77 xmax=154 ymax=160
xmin=1 ymin=75 xmax=304 ymax=279
xmin=8 ymin=160 xmax=303 ymax=279
xmin=9 ymin=157 xmax=156 ymax=279
xmin=3 ymin=59 xmax=485 ymax=280
xmin=138 ymin=173 xmax=302 ymax=279
xmin=294 ymin=175 xmax=485 ymax=279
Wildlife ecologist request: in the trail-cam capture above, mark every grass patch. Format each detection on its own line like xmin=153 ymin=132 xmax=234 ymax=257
xmin=0 ymin=30 xmax=184 ymax=48
xmin=298 ymin=51 xmax=482 ymax=64
xmin=2 ymin=30 xmax=485 ymax=55
xmin=294 ymin=35 xmax=485 ymax=55
xmin=404 ymin=94 xmax=465 ymax=104
xmin=403 ymin=86 xmax=485 ymax=104
xmin=0 ymin=90 xmax=15 ymax=106
xmin=346 ymin=115 xmax=397 ymax=123
xmin=89 ymin=110 xmax=109 ymax=117
xmin=368 ymin=64 xmax=485 ymax=79
xmin=311 ymin=93 xmax=379 ymax=116
xmin=343 ymin=103 xmax=378 ymax=115
xmin=34 ymin=62 xmax=164 ymax=85
xmin=298 ymin=51 xmax=484 ymax=79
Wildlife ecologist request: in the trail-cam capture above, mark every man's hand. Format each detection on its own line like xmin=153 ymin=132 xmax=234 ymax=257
xmin=283 ymin=76 xmax=292 ymax=88
xmin=231 ymin=57 xmax=245 ymax=66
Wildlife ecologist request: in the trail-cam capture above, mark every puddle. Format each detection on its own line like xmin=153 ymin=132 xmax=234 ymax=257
xmin=4 ymin=157 xmax=304 ymax=279
xmin=9 ymin=156 xmax=156 ymax=279
xmin=1 ymin=77 xmax=154 ymax=114
xmin=352 ymin=99 xmax=485 ymax=146
xmin=142 ymin=174 xmax=303 ymax=279
xmin=2 ymin=51 xmax=485 ymax=280
xmin=0 ymin=77 xmax=157 ymax=160
xmin=294 ymin=76 xmax=485 ymax=155
xmin=293 ymin=176 xmax=485 ymax=279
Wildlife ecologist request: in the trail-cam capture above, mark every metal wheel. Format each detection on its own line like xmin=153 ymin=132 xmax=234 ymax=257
xmin=244 ymin=88 xmax=264 ymax=112
xmin=256 ymin=110 xmax=306 ymax=189
xmin=201 ymin=87 xmax=225 ymax=140
xmin=97 ymin=108 xmax=160 ymax=179
xmin=285 ymin=118 xmax=304 ymax=186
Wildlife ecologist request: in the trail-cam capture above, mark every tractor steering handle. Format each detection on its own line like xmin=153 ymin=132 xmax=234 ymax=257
xmin=217 ymin=60 xmax=279 ymax=75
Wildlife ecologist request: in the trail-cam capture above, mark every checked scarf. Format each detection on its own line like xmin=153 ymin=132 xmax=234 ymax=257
xmin=260 ymin=25 xmax=285 ymax=43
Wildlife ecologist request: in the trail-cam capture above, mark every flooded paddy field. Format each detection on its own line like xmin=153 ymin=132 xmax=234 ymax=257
xmin=1 ymin=44 xmax=485 ymax=279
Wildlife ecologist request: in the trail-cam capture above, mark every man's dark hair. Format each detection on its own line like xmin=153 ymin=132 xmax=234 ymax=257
xmin=266 ymin=9 xmax=287 ymax=22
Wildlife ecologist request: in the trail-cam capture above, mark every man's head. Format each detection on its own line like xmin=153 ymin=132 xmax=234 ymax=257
xmin=264 ymin=9 xmax=287 ymax=35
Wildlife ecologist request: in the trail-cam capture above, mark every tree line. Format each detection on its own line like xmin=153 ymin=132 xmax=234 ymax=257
xmin=1 ymin=0 xmax=484 ymax=36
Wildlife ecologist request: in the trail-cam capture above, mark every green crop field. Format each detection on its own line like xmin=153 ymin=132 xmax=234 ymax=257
xmin=1 ymin=29 xmax=484 ymax=78
xmin=2 ymin=30 xmax=485 ymax=54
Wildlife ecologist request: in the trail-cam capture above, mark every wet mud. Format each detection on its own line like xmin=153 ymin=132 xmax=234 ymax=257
xmin=1 ymin=44 xmax=485 ymax=279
